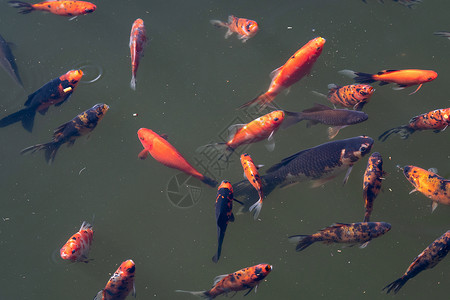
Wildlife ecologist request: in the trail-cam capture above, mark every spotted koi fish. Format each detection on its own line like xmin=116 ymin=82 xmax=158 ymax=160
xmin=363 ymin=152 xmax=385 ymax=222
xmin=129 ymin=18 xmax=147 ymax=90
xmin=384 ymin=230 xmax=450 ymax=294
xmin=233 ymin=136 xmax=374 ymax=210
xmin=20 ymin=103 xmax=109 ymax=164
xmin=210 ymin=15 xmax=258 ymax=43
xmin=0 ymin=69 xmax=83 ymax=132
xmin=138 ymin=128 xmax=217 ymax=187
xmin=176 ymin=263 xmax=272 ymax=299
xmin=198 ymin=110 xmax=285 ymax=160
xmin=379 ymin=108 xmax=450 ymax=141
xmin=94 ymin=259 xmax=136 ymax=300
xmin=59 ymin=221 xmax=93 ymax=263
xmin=8 ymin=0 xmax=96 ymax=16
xmin=339 ymin=69 xmax=437 ymax=95
xmin=327 ymin=84 xmax=375 ymax=111
xmin=402 ymin=165 xmax=450 ymax=212
xmin=239 ymin=37 xmax=326 ymax=111
xmin=240 ymin=153 xmax=264 ymax=220
xmin=212 ymin=181 xmax=236 ymax=263
xmin=289 ymin=222 xmax=391 ymax=251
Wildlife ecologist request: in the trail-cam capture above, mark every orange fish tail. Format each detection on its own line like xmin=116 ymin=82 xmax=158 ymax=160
xmin=8 ymin=1 xmax=34 ymax=14
xmin=238 ymin=92 xmax=275 ymax=111
xmin=288 ymin=235 xmax=314 ymax=251
xmin=249 ymin=198 xmax=263 ymax=220
xmin=210 ymin=19 xmax=227 ymax=29
xmin=20 ymin=141 xmax=62 ymax=165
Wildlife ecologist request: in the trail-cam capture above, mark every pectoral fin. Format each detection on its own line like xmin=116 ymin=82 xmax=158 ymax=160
xmin=432 ymin=201 xmax=438 ymax=213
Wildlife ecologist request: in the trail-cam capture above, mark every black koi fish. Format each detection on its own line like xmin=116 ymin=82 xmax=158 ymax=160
xmin=0 ymin=34 xmax=23 ymax=88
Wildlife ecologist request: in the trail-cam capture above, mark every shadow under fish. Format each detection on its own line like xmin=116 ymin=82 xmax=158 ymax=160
xmin=0 ymin=34 xmax=23 ymax=88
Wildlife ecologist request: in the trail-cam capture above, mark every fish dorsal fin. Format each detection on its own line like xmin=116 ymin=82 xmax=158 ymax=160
xmin=24 ymin=90 xmax=39 ymax=107
xmin=325 ymin=223 xmax=350 ymax=231
xmin=302 ymin=103 xmax=332 ymax=113
xmin=266 ymin=148 xmax=312 ymax=173
xmin=227 ymin=124 xmax=245 ymax=140
xmin=377 ymin=70 xmax=398 ymax=75
xmin=213 ymin=274 xmax=228 ymax=286
xmin=428 ymin=168 xmax=438 ymax=174
xmin=270 ymin=66 xmax=283 ymax=80
xmin=159 ymin=133 xmax=169 ymax=140
xmin=53 ymin=121 xmax=70 ymax=136
xmin=327 ymin=83 xmax=340 ymax=91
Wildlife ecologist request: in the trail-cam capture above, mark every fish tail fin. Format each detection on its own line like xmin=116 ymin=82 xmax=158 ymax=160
xmin=212 ymin=230 xmax=225 ymax=263
xmin=130 ymin=75 xmax=136 ymax=90
xmin=383 ymin=277 xmax=409 ymax=294
xmin=0 ymin=107 xmax=36 ymax=132
xmin=288 ymin=235 xmax=314 ymax=251
xmin=339 ymin=69 xmax=376 ymax=84
xmin=249 ymin=198 xmax=263 ymax=220
xmin=210 ymin=19 xmax=228 ymax=28
xmin=378 ymin=125 xmax=414 ymax=141
xmin=8 ymin=1 xmax=35 ymax=14
xmin=20 ymin=141 xmax=62 ymax=165
xmin=233 ymin=176 xmax=276 ymax=213
xmin=80 ymin=221 xmax=93 ymax=231
xmin=196 ymin=143 xmax=234 ymax=161
xmin=201 ymin=176 xmax=218 ymax=188
xmin=237 ymin=92 xmax=276 ymax=112
xmin=175 ymin=290 xmax=212 ymax=299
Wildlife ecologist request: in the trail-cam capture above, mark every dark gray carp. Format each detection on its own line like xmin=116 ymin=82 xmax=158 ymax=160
xmin=0 ymin=34 xmax=23 ymax=88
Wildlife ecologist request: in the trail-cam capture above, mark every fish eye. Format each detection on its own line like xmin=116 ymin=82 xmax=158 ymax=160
xmin=72 ymin=249 xmax=76 ymax=254
xmin=428 ymin=77 xmax=433 ymax=80
xmin=70 ymin=79 xmax=77 ymax=84
xmin=360 ymin=145 xmax=367 ymax=152
xmin=265 ymin=265 xmax=271 ymax=271
xmin=273 ymin=117 xmax=279 ymax=121
xmin=316 ymin=46 xmax=321 ymax=50
xmin=360 ymin=91 xmax=367 ymax=95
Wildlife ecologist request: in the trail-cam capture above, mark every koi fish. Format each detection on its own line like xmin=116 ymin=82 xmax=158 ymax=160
xmin=240 ymin=153 xmax=264 ymax=220
xmin=402 ymin=165 xmax=450 ymax=212
xmin=0 ymin=34 xmax=23 ymax=88
xmin=239 ymin=37 xmax=326 ymax=111
xmin=129 ymin=18 xmax=147 ymax=90
xmin=176 ymin=263 xmax=272 ymax=299
xmin=198 ymin=110 xmax=285 ymax=160
xmin=283 ymin=103 xmax=368 ymax=139
xmin=434 ymin=31 xmax=450 ymax=40
xmin=212 ymin=181 xmax=236 ymax=263
xmin=8 ymin=0 xmax=96 ymax=16
xmin=0 ymin=69 xmax=83 ymax=132
xmin=327 ymin=84 xmax=375 ymax=111
xmin=60 ymin=221 xmax=93 ymax=263
xmin=383 ymin=230 xmax=450 ymax=294
xmin=379 ymin=108 xmax=450 ymax=141
xmin=289 ymin=222 xmax=391 ymax=251
xmin=210 ymin=15 xmax=258 ymax=43
xmin=94 ymin=259 xmax=136 ymax=300
xmin=20 ymin=103 xmax=109 ymax=164
xmin=137 ymin=128 xmax=217 ymax=187
xmin=363 ymin=152 xmax=385 ymax=222
xmin=339 ymin=69 xmax=437 ymax=95
xmin=233 ymin=136 xmax=374 ymax=209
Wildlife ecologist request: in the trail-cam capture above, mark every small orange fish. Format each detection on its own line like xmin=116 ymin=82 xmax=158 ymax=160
xmin=210 ymin=15 xmax=258 ymax=43
xmin=129 ymin=18 xmax=147 ymax=90
xmin=240 ymin=153 xmax=264 ymax=219
xmin=176 ymin=263 xmax=272 ymax=299
xmin=94 ymin=259 xmax=136 ymax=300
xmin=60 ymin=221 xmax=93 ymax=263
xmin=9 ymin=0 xmax=96 ymax=16
xmin=340 ymin=69 xmax=437 ymax=95
xmin=363 ymin=152 xmax=385 ymax=222
xmin=327 ymin=83 xmax=375 ymax=111
xmin=379 ymin=107 xmax=450 ymax=141
xmin=239 ymin=37 xmax=326 ymax=110
xmin=402 ymin=165 xmax=450 ymax=212
xmin=137 ymin=128 xmax=217 ymax=187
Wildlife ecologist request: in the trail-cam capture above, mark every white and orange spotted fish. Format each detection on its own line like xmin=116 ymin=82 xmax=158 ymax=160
xmin=60 ymin=221 xmax=93 ymax=262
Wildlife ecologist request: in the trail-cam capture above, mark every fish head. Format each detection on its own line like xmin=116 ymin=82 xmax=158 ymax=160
xmin=422 ymin=70 xmax=438 ymax=82
xmin=137 ymin=128 xmax=158 ymax=151
xmin=60 ymin=243 xmax=80 ymax=261
xmin=240 ymin=153 xmax=251 ymax=164
xmin=402 ymin=165 xmax=425 ymax=186
xmin=218 ymin=180 xmax=233 ymax=191
xmin=83 ymin=3 xmax=97 ymax=14
xmin=340 ymin=136 xmax=374 ymax=165
xmin=91 ymin=103 xmax=109 ymax=119
xmin=66 ymin=69 xmax=84 ymax=88
xmin=355 ymin=84 xmax=375 ymax=101
xmin=244 ymin=20 xmax=259 ymax=37
xmin=252 ymin=264 xmax=273 ymax=282
xmin=118 ymin=259 xmax=136 ymax=275
xmin=378 ymin=222 xmax=392 ymax=234
xmin=309 ymin=36 xmax=326 ymax=55
xmin=269 ymin=110 xmax=285 ymax=126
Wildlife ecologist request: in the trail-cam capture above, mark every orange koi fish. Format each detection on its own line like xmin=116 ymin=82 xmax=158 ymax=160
xmin=402 ymin=165 xmax=450 ymax=212
xmin=339 ymin=69 xmax=437 ymax=95
xmin=379 ymin=107 xmax=450 ymax=141
xmin=9 ymin=0 xmax=96 ymax=16
xmin=60 ymin=221 xmax=93 ymax=263
xmin=20 ymin=104 xmax=109 ymax=164
xmin=240 ymin=153 xmax=264 ymax=220
xmin=198 ymin=110 xmax=285 ymax=159
xmin=176 ymin=263 xmax=272 ymax=299
xmin=0 ymin=69 xmax=83 ymax=132
xmin=94 ymin=259 xmax=136 ymax=300
xmin=137 ymin=128 xmax=217 ymax=187
xmin=210 ymin=15 xmax=258 ymax=43
xmin=212 ymin=180 xmax=237 ymax=263
xmin=384 ymin=230 xmax=450 ymax=294
xmin=289 ymin=222 xmax=391 ymax=251
xmin=129 ymin=18 xmax=147 ymax=90
xmin=239 ymin=37 xmax=326 ymax=111
xmin=327 ymin=84 xmax=375 ymax=111
xmin=363 ymin=152 xmax=385 ymax=222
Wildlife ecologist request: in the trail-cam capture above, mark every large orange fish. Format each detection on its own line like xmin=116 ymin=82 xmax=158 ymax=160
xmin=239 ymin=37 xmax=326 ymax=110
xmin=94 ymin=259 xmax=136 ymax=300
xmin=210 ymin=15 xmax=259 ymax=43
xmin=339 ymin=69 xmax=437 ymax=95
xmin=176 ymin=263 xmax=272 ymax=299
xmin=59 ymin=221 xmax=93 ymax=263
xmin=8 ymin=0 xmax=96 ymax=16
xmin=0 ymin=69 xmax=83 ymax=132
xmin=129 ymin=18 xmax=147 ymax=90
xmin=327 ymin=84 xmax=375 ymax=111
xmin=240 ymin=153 xmax=264 ymax=220
xmin=198 ymin=110 xmax=285 ymax=159
xmin=137 ymin=128 xmax=217 ymax=187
